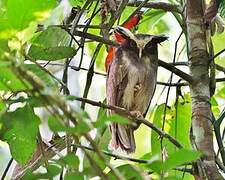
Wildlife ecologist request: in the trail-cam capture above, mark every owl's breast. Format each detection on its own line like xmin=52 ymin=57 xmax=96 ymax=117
xmin=121 ymin=53 xmax=157 ymax=113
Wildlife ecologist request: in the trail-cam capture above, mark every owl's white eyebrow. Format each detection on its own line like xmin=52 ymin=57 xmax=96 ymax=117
xmin=135 ymin=37 xmax=154 ymax=49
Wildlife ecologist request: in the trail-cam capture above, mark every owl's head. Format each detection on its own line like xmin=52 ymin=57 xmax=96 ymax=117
xmin=115 ymin=26 xmax=168 ymax=59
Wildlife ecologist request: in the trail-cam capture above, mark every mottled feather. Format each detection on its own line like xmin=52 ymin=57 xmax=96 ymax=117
xmin=106 ymin=28 xmax=167 ymax=153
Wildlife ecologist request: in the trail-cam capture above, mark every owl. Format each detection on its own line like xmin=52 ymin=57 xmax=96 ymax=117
xmin=106 ymin=26 xmax=167 ymax=153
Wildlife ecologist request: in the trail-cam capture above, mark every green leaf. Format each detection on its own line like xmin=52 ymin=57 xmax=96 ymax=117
xmin=211 ymin=96 xmax=220 ymax=117
xmin=94 ymin=114 xmax=130 ymax=128
xmin=48 ymin=116 xmax=67 ymax=132
xmin=24 ymin=164 xmax=61 ymax=179
xmin=151 ymin=103 xmax=167 ymax=154
xmin=73 ymin=121 xmax=91 ymax=134
xmin=29 ymin=26 xmax=71 ymax=49
xmin=139 ymin=9 xmax=168 ymax=34
xmin=215 ymin=83 xmax=225 ymax=98
xmin=212 ymin=33 xmax=225 ymax=67
xmin=69 ymin=0 xmax=85 ymax=7
xmin=28 ymin=26 xmax=75 ymax=60
xmin=0 ymin=67 xmax=30 ymax=91
xmin=163 ymin=176 xmax=181 ymax=180
xmin=219 ymin=0 xmax=225 ymax=17
xmin=22 ymin=170 xmax=39 ymax=180
xmin=168 ymin=94 xmax=192 ymax=149
xmin=28 ymin=46 xmax=76 ymax=60
xmin=5 ymin=95 xmax=50 ymax=108
xmin=82 ymin=102 xmax=111 ymax=178
xmin=0 ymin=39 xmax=10 ymax=53
xmin=0 ymin=101 xmax=6 ymax=112
xmin=57 ymin=153 xmax=79 ymax=169
xmin=146 ymin=149 xmax=200 ymax=173
xmin=107 ymin=164 xmax=143 ymax=180
xmin=83 ymin=127 xmax=111 ymax=177
xmin=48 ymin=116 xmax=91 ymax=134
xmin=163 ymin=149 xmax=201 ymax=171
xmin=151 ymin=94 xmax=192 ymax=156
xmin=0 ymin=105 xmax=41 ymax=164
xmin=150 ymin=94 xmax=193 ymax=178
xmin=64 ymin=172 xmax=84 ymax=180
xmin=0 ymin=0 xmax=57 ymax=38
xmin=46 ymin=164 xmax=61 ymax=176
xmin=25 ymin=64 xmax=57 ymax=88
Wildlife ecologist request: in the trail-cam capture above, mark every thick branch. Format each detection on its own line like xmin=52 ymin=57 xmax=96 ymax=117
xmin=158 ymin=60 xmax=193 ymax=83
xmin=127 ymin=1 xmax=182 ymax=13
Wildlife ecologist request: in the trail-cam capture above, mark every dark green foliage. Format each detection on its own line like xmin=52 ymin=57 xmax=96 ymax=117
xmin=219 ymin=0 xmax=225 ymax=17
xmin=23 ymin=164 xmax=61 ymax=179
xmin=107 ymin=164 xmax=143 ymax=180
xmin=0 ymin=0 xmax=57 ymax=38
xmin=0 ymin=105 xmax=40 ymax=164
xmin=28 ymin=27 xmax=76 ymax=60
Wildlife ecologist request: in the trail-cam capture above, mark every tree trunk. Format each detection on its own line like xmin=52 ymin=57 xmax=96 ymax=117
xmin=186 ymin=0 xmax=223 ymax=179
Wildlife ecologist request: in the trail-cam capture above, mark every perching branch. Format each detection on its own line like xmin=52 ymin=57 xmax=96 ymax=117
xmin=73 ymin=96 xmax=183 ymax=149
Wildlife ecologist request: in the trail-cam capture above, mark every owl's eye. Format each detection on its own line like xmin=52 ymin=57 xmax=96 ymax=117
xmin=129 ymin=40 xmax=137 ymax=48
xmin=145 ymin=42 xmax=153 ymax=49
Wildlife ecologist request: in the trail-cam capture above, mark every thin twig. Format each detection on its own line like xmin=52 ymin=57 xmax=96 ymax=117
xmin=81 ymin=43 xmax=102 ymax=109
xmin=216 ymin=64 xmax=225 ymax=74
xmin=210 ymin=48 xmax=225 ymax=62
xmin=73 ymin=30 xmax=118 ymax=46
xmin=37 ymin=60 xmax=194 ymax=84
xmin=73 ymin=143 xmax=147 ymax=163
xmin=160 ymin=32 xmax=183 ymax=174
xmin=158 ymin=59 xmax=193 ymax=83
xmin=1 ymin=158 xmax=13 ymax=180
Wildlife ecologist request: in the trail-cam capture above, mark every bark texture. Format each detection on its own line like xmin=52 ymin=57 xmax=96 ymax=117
xmin=186 ymin=0 xmax=223 ymax=179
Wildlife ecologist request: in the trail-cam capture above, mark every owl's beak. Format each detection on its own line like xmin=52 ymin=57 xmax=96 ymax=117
xmin=139 ymin=48 xmax=143 ymax=59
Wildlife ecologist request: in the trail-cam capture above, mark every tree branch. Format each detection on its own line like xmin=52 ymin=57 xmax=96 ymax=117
xmin=158 ymin=60 xmax=193 ymax=83
xmin=72 ymin=143 xmax=149 ymax=163
xmin=210 ymin=47 xmax=225 ymax=62
xmin=73 ymin=96 xmax=183 ymax=149
xmin=126 ymin=1 xmax=182 ymax=13
xmin=71 ymin=30 xmax=119 ymax=46
xmin=215 ymin=64 xmax=225 ymax=74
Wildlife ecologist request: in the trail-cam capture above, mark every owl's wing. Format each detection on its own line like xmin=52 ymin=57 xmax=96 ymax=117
xmin=143 ymin=77 xmax=157 ymax=117
xmin=106 ymin=48 xmax=128 ymax=109
xmin=106 ymin=49 xmax=135 ymax=152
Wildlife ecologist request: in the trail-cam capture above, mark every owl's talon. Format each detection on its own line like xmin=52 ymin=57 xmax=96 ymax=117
xmin=129 ymin=111 xmax=143 ymax=129
xmin=130 ymin=110 xmax=143 ymax=118
xmin=134 ymin=83 xmax=141 ymax=92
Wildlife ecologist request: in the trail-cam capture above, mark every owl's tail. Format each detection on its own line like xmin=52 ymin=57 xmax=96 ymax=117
xmin=109 ymin=123 xmax=135 ymax=153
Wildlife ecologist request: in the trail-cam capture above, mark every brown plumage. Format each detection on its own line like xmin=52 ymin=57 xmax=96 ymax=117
xmin=106 ymin=26 xmax=167 ymax=153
